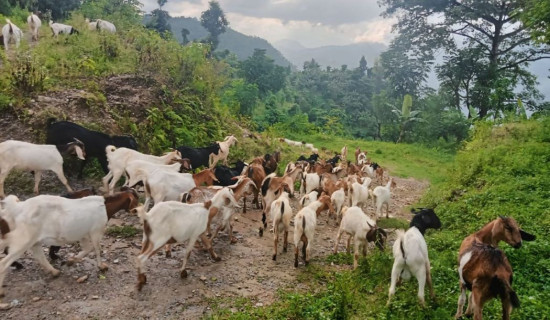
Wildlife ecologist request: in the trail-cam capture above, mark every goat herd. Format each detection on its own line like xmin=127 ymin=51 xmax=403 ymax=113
xmin=0 ymin=120 xmax=537 ymax=320
xmin=1 ymin=13 xmax=115 ymax=50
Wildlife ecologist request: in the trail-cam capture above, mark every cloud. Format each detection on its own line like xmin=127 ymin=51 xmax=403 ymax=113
xmin=139 ymin=0 xmax=392 ymax=47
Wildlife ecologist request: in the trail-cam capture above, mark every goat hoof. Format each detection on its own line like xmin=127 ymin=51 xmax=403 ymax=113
xmin=213 ymin=256 xmax=221 ymax=262
xmin=180 ymin=270 xmax=188 ymax=278
xmin=294 ymin=260 xmax=298 ymax=268
xmin=165 ymin=251 xmax=172 ymax=258
xmin=283 ymin=247 xmax=287 ymax=253
xmin=99 ymin=263 xmax=108 ymax=272
xmin=272 ymin=254 xmax=277 ymax=261
xmin=0 ymin=291 xmax=4 ymax=298
xmin=259 ymin=228 xmax=264 ymax=237
xmin=51 ymin=269 xmax=61 ymax=277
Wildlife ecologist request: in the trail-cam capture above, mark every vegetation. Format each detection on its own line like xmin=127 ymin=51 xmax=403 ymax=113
xmin=208 ymin=118 xmax=550 ymax=319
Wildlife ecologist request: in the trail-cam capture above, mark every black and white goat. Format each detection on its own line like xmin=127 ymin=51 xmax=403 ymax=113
xmin=387 ymin=208 xmax=441 ymax=307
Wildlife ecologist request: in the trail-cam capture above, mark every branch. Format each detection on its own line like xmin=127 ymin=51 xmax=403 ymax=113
xmin=451 ymin=31 xmax=491 ymax=53
xmin=499 ymin=55 xmax=550 ymax=71
xmin=458 ymin=19 xmax=493 ymax=39
xmin=500 ymin=26 xmax=529 ymax=40
xmin=450 ymin=0 xmax=498 ymax=25
xmin=498 ymin=37 xmax=532 ymax=56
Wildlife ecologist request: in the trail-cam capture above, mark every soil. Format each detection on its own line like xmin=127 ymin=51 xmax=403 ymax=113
xmin=0 ymin=175 xmax=428 ymax=320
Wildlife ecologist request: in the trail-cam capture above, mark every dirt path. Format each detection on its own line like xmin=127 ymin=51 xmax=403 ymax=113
xmin=0 ymin=176 xmax=428 ymax=319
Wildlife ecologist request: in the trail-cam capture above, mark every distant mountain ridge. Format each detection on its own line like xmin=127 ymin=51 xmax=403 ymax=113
xmin=274 ymin=40 xmax=387 ymax=70
xmin=168 ymin=16 xmax=292 ymax=68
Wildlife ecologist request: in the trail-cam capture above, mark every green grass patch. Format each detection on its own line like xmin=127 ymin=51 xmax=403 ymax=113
xmin=377 ymin=217 xmax=410 ymax=230
xmin=105 ymin=225 xmax=140 ymax=238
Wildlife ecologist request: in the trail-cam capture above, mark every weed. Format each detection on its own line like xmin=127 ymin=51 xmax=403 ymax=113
xmin=105 ymin=226 xmax=140 ymax=238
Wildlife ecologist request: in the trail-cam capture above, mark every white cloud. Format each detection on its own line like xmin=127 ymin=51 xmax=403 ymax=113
xmin=139 ymin=0 xmax=392 ymax=47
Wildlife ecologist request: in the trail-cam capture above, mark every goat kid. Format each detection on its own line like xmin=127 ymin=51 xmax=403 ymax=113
xmin=334 ymin=206 xmax=386 ymax=269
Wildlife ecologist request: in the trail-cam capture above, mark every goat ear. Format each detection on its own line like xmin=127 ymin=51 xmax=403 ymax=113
xmin=520 ymin=229 xmax=536 ymax=241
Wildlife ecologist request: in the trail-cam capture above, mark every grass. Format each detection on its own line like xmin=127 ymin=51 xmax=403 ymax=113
xmin=207 ymin=119 xmax=550 ymax=319
xmin=105 ymin=225 xmax=140 ymax=238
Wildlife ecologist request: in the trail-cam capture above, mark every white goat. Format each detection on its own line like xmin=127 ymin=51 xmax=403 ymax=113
xmin=49 ymin=21 xmax=79 ymax=37
xmin=86 ymin=18 xmax=97 ymax=30
xmin=333 ymin=206 xmax=386 ymax=269
xmin=349 ymin=177 xmax=372 ymax=208
xmin=143 ymin=168 xmax=218 ymax=210
xmin=2 ymin=19 xmax=23 ymax=50
xmin=124 ymin=159 xmax=183 ymax=188
xmin=0 ymin=195 xmax=108 ymax=297
xmin=293 ymin=194 xmax=333 ymax=267
xmin=330 ymin=188 xmax=346 ymax=222
xmin=102 ymin=146 xmax=181 ymax=194
xmin=209 ymin=135 xmax=238 ymax=167
xmin=270 ymin=191 xmax=292 ymax=261
xmin=299 ymin=190 xmax=319 ymax=208
xmin=95 ymin=19 xmax=116 ymax=33
xmin=0 ymin=140 xmax=84 ymax=197
xmin=371 ymin=177 xmax=396 ymax=219
xmin=301 ymin=172 xmax=322 ymax=195
xmin=27 ymin=14 xmax=41 ymax=41
xmin=134 ymin=188 xmax=239 ymax=291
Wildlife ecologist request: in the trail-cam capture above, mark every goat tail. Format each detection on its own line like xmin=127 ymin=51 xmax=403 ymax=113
xmin=490 ymin=276 xmax=520 ymax=309
xmin=302 ymin=215 xmax=306 ymax=230
xmin=7 ymin=20 xmax=13 ymax=33
xmin=105 ymin=145 xmax=117 ymax=154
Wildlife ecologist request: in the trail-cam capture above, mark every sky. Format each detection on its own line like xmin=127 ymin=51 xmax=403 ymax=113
xmin=140 ymin=0 xmax=395 ymax=48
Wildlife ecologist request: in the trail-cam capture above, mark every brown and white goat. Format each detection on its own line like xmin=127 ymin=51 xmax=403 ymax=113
xmin=271 ymin=191 xmax=292 ymax=261
xmin=134 ymin=188 xmax=240 ymax=291
xmin=456 ymin=242 xmax=519 ymax=320
xmin=259 ymin=165 xmax=303 ymax=235
xmin=455 ymin=216 xmax=535 ymax=319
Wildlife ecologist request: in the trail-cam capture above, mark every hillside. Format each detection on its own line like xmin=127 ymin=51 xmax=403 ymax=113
xmin=168 ymin=16 xmax=293 ymax=68
xmin=274 ymin=39 xmax=387 ymax=69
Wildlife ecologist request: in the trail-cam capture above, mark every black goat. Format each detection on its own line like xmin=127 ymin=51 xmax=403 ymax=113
xmin=177 ymin=143 xmax=221 ymax=169
xmin=46 ymin=119 xmax=137 ymax=178
xmin=214 ymin=160 xmax=247 ymax=186
xmin=297 ymin=153 xmax=319 ymax=163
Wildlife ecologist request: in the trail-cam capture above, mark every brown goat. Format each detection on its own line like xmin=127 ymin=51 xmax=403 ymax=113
xmin=247 ymin=163 xmax=266 ymax=210
xmin=192 ymin=168 xmax=218 ymax=186
xmin=456 ymin=242 xmax=519 ymax=320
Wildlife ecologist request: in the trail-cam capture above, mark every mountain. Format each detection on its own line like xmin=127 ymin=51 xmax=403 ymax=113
xmin=168 ymin=16 xmax=292 ymax=68
xmin=274 ymin=40 xmax=387 ymax=70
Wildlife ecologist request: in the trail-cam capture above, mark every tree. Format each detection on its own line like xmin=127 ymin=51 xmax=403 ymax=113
xmin=380 ymin=0 xmax=550 ymax=118
xmin=358 ymin=56 xmax=368 ymax=75
xmin=200 ymin=1 xmax=228 ymax=51
xmin=239 ymin=49 xmax=288 ymax=96
xmin=521 ymin=0 xmax=550 ymax=44
xmin=33 ymin=0 xmax=81 ymax=20
xmin=392 ymin=94 xmax=423 ymax=143
xmin=181 ymin=28 xmax=190 ymax=45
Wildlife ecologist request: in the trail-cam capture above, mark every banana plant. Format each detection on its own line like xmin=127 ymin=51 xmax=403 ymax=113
xmin=392 ymin=94 xmax=424 ymax=143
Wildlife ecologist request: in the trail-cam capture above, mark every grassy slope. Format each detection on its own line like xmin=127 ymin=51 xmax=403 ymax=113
xmin=208 ymin=119 xmax=549 ymax=320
